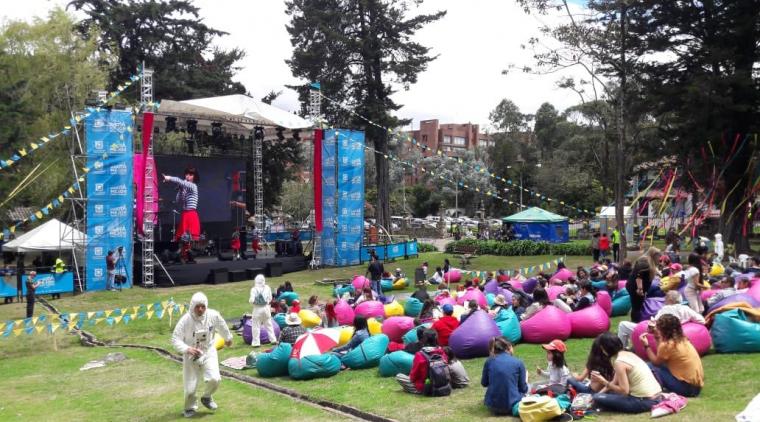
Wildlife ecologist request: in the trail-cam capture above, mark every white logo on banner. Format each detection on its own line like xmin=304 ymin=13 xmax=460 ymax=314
xmin=110 ymin=163 xmax=128 ymax=175
xmin=350 ymin=192 xmax=361 ymax=201
xmin=94 ymin=161 xmax=103 ymax=170
xmin=93 ymin=119 xmax=106 ymax=129
xmin=110 ymin=184 xmax=128 ymax=196
xmin=36 ymin=274 xmax=55 ymax=288
xmin=350 ymin=209 xmax=362 ymax=217
xmin=94 ymin=246 xmax=104 ymax=257
xmin=110 ymin=205 xmax=127 ymax=217
xmin=94 ymin=268 xmax=104 ymax=278
xmin=324 ymin=197 xmax=334 ymax=207
xmin=350 ymin=226 xmax=361 ymax=234
xmin=351 ymin=158 xmax=361 ymax=167
xmin=94 ymin=204 xmax=104 ymax=216
xmin=340 ymin=241 xmax=348 ymax=250
xmin=94 ymin=140 xmax=104 ymax=151
xmin=324 ymin=176 xmax=335 ymax=186
xmin=110 ymin=142 xmax=127 ymax=153
xmin=108 ymin=121 xmax=127 ymax=133
xmin=324 ymin=157 xmax=335 ymax=167
xmin=94 ymin=225 xmax=104 ymax=235
xmin=341 ymin=208 xmax=349 ymax=216
xmin=341 ymin=191 xmax=349 ymax=200
xmin=340 ymin=224 xmax=349 ymax=232
xmin=351 ymin=176 xmax=362 ymax=185
xmin=341 ymin=174 xmax=349 ymax=183
xmin=95 ymin=183 xmax=104 ymax=193
xmin=342 ymin=156 xmax=349 ymax=165
xmin=109 ymin=226 xmax=127 ymax=238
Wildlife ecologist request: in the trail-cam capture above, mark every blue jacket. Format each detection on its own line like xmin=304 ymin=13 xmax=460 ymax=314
xmin=481 ymin=353 xmax=528 ymax=412
xmin=333 ymin=329 xmax=369 ymax=353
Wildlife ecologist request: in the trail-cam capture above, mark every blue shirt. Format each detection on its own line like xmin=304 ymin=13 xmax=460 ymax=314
xmin=482 ymin=353 xmax=528 ymax=412
xmin=333 ymin=329 xmax=369 ymax=353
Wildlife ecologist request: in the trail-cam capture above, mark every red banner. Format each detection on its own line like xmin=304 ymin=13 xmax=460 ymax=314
xmin=136 ymin=112 xmax=154 ymax=234
xmin=314 ymin=129 xmax=323 ymax=232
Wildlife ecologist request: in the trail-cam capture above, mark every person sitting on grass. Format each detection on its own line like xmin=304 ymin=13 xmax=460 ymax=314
xmin=617 ymin=290 xmax=705 ymax=349
xmin=459 ymin=299 xmax=479 ymax=324
xmin=417 ymin=298 xmax=440 ymax=324
xmin=278 ymin=313 xmax=307 ymax=345
xmin=429 ymin=266 xmax=444 ymax=285
xmin=482 ymin=336 xmax=528 ymax=416
xmin=639 ymin=314 xmax=704 ymax=397
xmin=307 ymin=295 xmax=323 ymax=320
xmin=555 ymin=280 xmax=596 ymax=313
xmin=521 ymin=288 xmax=550 ymax=321
xmin=275 ymin=281 xmax=294 ymax=298
xmin=396 ymin=329 xmax=449 ymax=395
xmin=567 ymin=335 xmax=615 ymax=394
xmin=432 ymin=304 xmax=459 ymax=346
xmin=535 ymin=339 xmax=570 ymax=386
xmin=323 ymin=300 xmax=339 ymax=328
xmin=404 ymin=326 xmax=427 ymax=354
xmin=444 ymin=346 xmax=470 ymax=388
xmin=332 ymin=315 xmax=370 ymax=356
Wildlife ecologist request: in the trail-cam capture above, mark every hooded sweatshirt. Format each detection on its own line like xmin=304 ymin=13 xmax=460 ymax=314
xmin=432 ymin=315 xmax=460 ymax=346
xmin=172 ymin=292 xmax=232 ymax=355
xmin=249 ymin=275 xmax=273 ymax=307
xmin=409 ymin=346 xmax=448 ymax=392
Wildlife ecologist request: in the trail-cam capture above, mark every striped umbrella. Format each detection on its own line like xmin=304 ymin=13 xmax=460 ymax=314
xmin=290 ymin=329 xmax=341 ymax=359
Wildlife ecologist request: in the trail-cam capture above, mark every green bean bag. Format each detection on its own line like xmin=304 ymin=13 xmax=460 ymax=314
xmin=404 ymin=297 xmax=423 ymax=317
xmin=711 ymin=309 xmax=760 ymax=353
xmin=278 ymin=291 xmax=299 ymax=305
xmin=340 ymin=334 xmax=390 ymax=369
xmin=611 ymin=291 xmax=632 ymax=317
xmin=381 ymin=278 xmax=394 ymax=292
xmin=256 ymin=343 xmax=292 ymax=378
xmin=378 ymin=351 xmax=414 ymax=377
xmin=334 ymin=285 xmax=355 ymax=298
xmin=273 ymin=313 xmax=287 ymax=329
xmin=287 ymin=354 xmax=342 ymax=380
xmin=402 ymin=323 xmax=432 ymax=345
xmin=495 ymin=308 xmax=522 ymax=343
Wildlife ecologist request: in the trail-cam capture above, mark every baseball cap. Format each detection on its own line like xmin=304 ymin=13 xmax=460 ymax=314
xmin=542 ymin=339 xmax=567 ymax=353
xmin=441 ymin=304 xmax=454 ymax=314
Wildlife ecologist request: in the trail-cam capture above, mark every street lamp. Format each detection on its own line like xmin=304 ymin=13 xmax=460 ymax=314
xmin=507 ymin=160 xmax=541 ymax=210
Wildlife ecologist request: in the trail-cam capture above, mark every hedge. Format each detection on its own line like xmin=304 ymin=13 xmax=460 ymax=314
xmin=445 ymin=239 xmax=590 ymax=256
xmin=417 ymin=242 xmax=438 ymax=253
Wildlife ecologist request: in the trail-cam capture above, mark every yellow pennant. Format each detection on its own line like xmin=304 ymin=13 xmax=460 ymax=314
xmin=68 ymin=187 xmax=75 ymax=194
xmin=104 ymin=310 xmax=112 ymax=318
xmin=32 ymin=317 xmax=39 ymax=325
xmin=35 ymin=325 xmax=45 ymax=334
xmin=35 ymin=211 xmax=43 ymax=219
xmin=57 ymin=195 xmax=64 ymax=203
xmin=0 ymin=323 xmax=5 ymax=332
xmin=87 ymin=312 xmax=95 ymax=319
xmin=13 ymin=328 xmax=23 ymax=337
xmin=114 ymin=316 xmax=123 ymax=324
xmin=46 ymin=204 xmax=53 ymax=210
xmin=30 ymin=143 xmax=39 ymax=150
xmin=161 ymin=300 xmax=169 ymax=309
xmin=19 ymin=148 xmax=27 ymax=157
xmin=51 ymin=323 xmax=60 ymax=333
xmin=132 ymin=306 xmax=139 ymax=314
xmin=146 ymin=311 xmax=154 ymax=320
xmin=95 ymin=318 xmax=104 ymax=325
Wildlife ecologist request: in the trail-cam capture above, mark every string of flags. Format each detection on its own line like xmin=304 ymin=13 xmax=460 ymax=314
xmin=461 ymin=256 xmax=566 ymax=279
xmin=0 ymin=72 xmax=142 ymax=172
xmin=318 ymin=92 xmax=593 ymax=216
xmin=0 ymin=299 xmax=186 ymax=338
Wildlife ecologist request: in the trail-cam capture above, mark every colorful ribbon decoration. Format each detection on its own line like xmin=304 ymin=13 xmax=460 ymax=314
xmin=460 ymin=256 xmax=566 ymax=279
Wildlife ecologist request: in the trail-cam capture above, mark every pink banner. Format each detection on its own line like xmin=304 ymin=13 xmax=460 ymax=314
xmin=135 ymin=113 xmax=156 ymax=234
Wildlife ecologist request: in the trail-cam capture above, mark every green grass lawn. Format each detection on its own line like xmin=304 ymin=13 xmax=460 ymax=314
xmin=1 ymin=251 xmax=759 ymax=421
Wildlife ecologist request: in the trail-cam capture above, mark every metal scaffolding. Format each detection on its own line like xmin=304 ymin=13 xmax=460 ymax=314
xmin=141 ymin=66 xmax=155 ymax=287
xmin=308 ymin=83 xmax=322 ymax=269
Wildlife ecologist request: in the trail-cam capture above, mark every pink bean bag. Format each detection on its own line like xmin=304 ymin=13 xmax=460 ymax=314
xmin=355 ymin=300 xmax=386 ymax=319
xmin=520 ymin=306 xmax=572 ymax=343
xmin=596 ymin=291 xmax=612 ymax=316
xmin=618 ymin=280 xmax=627 ymax=291
xmin=335 ymin=299 xmax=355 ymax=326
xmin=444 ymin=270 xmax=462 ymax=283
xmin=435 ymin=294 xmax=457 ymax=307
xmin=701 ymin=288 xmax=720 ymax=302
xmin=748 ymin=281 xmax=760 ymax=302
xmin=381 ymin=316 xmax=416 ymax=343
xmin=547 ymin=285 xmax=565 ymax=301
xmin=549 ymin=278 xmax=564 ymax=286
xmin=568 ymin=305 xmax=610 ymax=338
xmin=456 ymin=287 xmax=488 ymax=308
xmin=632 ymin=321 xmax=712 ymax=359
xmin=352 ymin=275 xmax=370 ymax=291
xmin=509 ymin=279 xmax=523 ymax=290
xmin=553 ymin=268 xmax=574 ymax=282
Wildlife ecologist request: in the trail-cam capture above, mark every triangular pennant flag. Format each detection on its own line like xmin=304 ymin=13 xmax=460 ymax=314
xmin=145 ymin=311 xmax=153 ymax=320
xmin=87 ymin=312 xmax=96 ymax=319
xmin=35 ymin=325 xmax=45 ymax=333
xmin=106 ymin=318 xmax=114 ymax=326
xmin=51 ymin=322 xmax=60 ymax=333
xmin=13 ymin=328 xmax=23 ymax=337
xmin=25 ymin=326 xmax=34 ymax=335
xmin=104 ymin=310 xmax=112 ymax=318
xmin=95 ymin=318 xmax=104 ymax=325
xmin=114 ymin=316 xmax=123 ymax=325
xmin=122 ymin=315 xmax=131 ymax=325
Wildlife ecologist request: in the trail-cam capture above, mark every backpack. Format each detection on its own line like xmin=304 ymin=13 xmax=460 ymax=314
xmin=253 ymin=289 xmax=268 ymax=306
xmin=518 ymin=395 xmax=562 ymax=422
xmin=421 ymin=350 xmax=451 ymax=397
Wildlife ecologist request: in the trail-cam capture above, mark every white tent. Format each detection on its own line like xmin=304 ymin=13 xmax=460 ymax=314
xmin=3 ymin=219 xmax=86 ymax=252
xmin=599 ymin=206 xmax=632 ymax=218
xmin=182 ymin=94 xmax=312 ymax=129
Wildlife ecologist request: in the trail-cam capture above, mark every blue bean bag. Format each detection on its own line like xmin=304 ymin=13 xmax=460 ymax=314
xmin=486 ymin=293 xmax=496 ymax=307
xmin=495 ymin=308 xmax=522 ymax=343
xmin=611 ymin=292 xmax=632 ymax=317
xmin=334 ymin=285 xmax=355 ymax=298
xmin=288 ymin=354 xmax=342 ymax=380
xmin=273 ymin=313 xmax=287 ymax=329
xmin=378 ymin=351 xmax=415 ymax=377
xmin=340 ymin=334 xmax=390 ymax=369
xmin=278 ymin=291 xmax=299 ymax=305
xmin=449 ymin=310 xmax=502 ymax=358
xmin=404 ymin=297 xmax=423 ymax=317
xmin=711 ymin=309 xmax=760 ymax=353
xmin=402 ymin=323 xmax=432 ymax=344
xmin=381 ymin=278 xmax=394 ymax=292
xmin=256 ymin=343 xmax=292 ymax=377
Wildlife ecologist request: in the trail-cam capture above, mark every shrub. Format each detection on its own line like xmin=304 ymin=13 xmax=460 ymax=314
xmin=417 ymin=242 xmax=438 ymax=253
xmin=445 ymin=239 xmax=590 ymax=256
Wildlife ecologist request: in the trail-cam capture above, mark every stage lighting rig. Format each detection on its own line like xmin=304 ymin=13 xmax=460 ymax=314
xmin=276 ymin=127 xmax=285 ymax=141
xmin=253 ymin=126 xmax=265 ymax=141
xmin=186 ymin=119 xmax=198 ymax=135
xmin=292 ymin=129 xmax=301 ymax=141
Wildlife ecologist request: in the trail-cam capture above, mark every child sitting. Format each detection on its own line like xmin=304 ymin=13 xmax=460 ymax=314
xmin=444 ymin=346 xmax=470 ymax=388
xmin=535 ymin=339 xmax=570 ymax=386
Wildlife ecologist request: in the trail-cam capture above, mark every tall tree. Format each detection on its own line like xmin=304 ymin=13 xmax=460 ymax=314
xmin=285 ymin=0 xmax=445 ymax=232
xmin=533 ymin=102 xmax=559 ymax=160
xmin=420 ymin=150 xmax=495 ymax=215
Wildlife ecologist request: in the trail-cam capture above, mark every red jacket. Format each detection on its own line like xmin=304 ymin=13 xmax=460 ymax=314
xmin=409 ymin=347 xmax=448 ymax=392
xmin=599 ymin=236 xmax=610 ymax=251
xmin=432 ymin=315 xmax=460 ymax=346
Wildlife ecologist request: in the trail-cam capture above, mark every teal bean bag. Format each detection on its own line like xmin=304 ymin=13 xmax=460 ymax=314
xmin=381 ymin=279 xmax=394 ymax=292
xmin=404 ymin=297 xmax=423 ymax=317
xmin=256 ymin=343 xmax=292 ymax=378
xmin=711 ymin=309 xmax=760 ymax=353
xmin=378 ymin=351 xmax=415 ymax=377
xmin=334 ymin=285 xmax=355 ymax=298
xmin=495 ymin=308 xmax=522 ymax=343
xmin=340 ymin=334 xmax=390 ymax=369
xmin=278 ymin=291 xmax=299 ymax=305
xmin=486 ymin=293 xmax=496 ymax=307
xmin=288 ymin=354 xmax=342 ymax=380
xmin=611 ymin=292 xmax=632 ymax=317
xmin=402 ymin=323 xmax=432 ymax=345
xmin=591 ymin=280 xmax=608 ymax=291
xmin=273 ymin=313 xmax=287 ymax=329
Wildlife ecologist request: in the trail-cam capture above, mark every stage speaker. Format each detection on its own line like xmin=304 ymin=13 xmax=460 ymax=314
xmin=275 ymin=240 xmax=287 ymax=257
xmin=208 ymin=268 xmax=228 ymax=284
xmin=228 ymin=270 xmax=247 ymax=283
xmin=246 ymin=267 xmax=265 ymax=279
xmin=266 ymin=262 xmax=283 ymax=277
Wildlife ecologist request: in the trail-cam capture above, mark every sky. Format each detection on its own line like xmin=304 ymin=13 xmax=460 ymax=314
xmin=2 ymin=0 xmax=589 ymax=131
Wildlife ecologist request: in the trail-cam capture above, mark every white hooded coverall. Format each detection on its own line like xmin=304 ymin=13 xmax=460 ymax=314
xmin=171 ymin=292 xmax=232 ymax=411
xmin=714 ymin=234 xmax=724 ymax=263
xmin=249 ymin=274 xmax=275 ymax=346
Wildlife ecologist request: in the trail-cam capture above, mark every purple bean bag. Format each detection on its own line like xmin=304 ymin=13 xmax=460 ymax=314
xmin=520 ymin=306 xmax=572 ymax=343
xmin=596 ymin=291 xmax=612 ymax=316
xmin=352 ymin=275 xmax=371 ymax=291
xmin=381 ymin=316 xmax=416 ymax=343
xmin=484 ymin=279 xmax=501 ymax=295
xmin=708 ymin=293 xmax=760 ymax=313
xmin=632 ymin=321 xmax=711 ymax=359
xmin=435 ymin=294 xmax=456 ymax=307
xmin=522 ymin=278 xmax=538 ymax=294
xmin=640 ymin=297 xmax=666 ymax=321
xmin=553 ymin=268 xmax=574 ymax=282
xmin=243 ymin=318 xmax=281 ymax=345
xmin=456 ymin=287 xmax=488 ymax=308
xmin=568 ymin=305 xmax=610 ymax=338
xmin=355 ymin=300 xmax=386 ymax=319
xmin=444 ymin=270 xmax=462 ymax=283
xmin=749 ymin=282 xmax=760 ymax=302
xmin=335 ymin=299 xmax=355 ymax=326
xmin=449 ymin=310 xmax=502 ymax=358
xmin=547 ymin=285 xmax=565 ymax=301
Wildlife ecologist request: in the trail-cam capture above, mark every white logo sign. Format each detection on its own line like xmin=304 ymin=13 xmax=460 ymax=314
xmin=94 ymin=268 xmax=104 ymax=278
xmin=109 ymin=205 xmax=127 ymax=217
xmin=110 ymin=142 xmax=127 ymax=153
xmin=94 ymin=204 xmax=105 ymax=216
xmin=109 ymin=226 xmax=127 ymax=238
xmin=110 ymin=163 xmax=128 ymax=175
xmin=94 ymin=225 xmax=104 ymax=235
xmin=94 ymin=246 xmax=104 ymax=257
xmin=94 ymin=140 xmax=104 ymax=151
xmin=95 ymin=183 xmax=104 ymax=193
xmin=110 ymin=184 xmax=128 ymax=196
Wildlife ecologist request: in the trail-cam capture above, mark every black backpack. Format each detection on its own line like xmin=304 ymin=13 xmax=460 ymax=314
xmin=422 ymin=350 xmax=452 ymax=397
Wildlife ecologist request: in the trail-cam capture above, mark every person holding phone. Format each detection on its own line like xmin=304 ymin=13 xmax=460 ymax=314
xmin=626 ymin=247 xmax=661 ymax=322
xmin=25 ymin=270 xmax=40 ymax=318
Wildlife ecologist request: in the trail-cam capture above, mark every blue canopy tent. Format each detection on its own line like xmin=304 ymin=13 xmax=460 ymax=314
xmin=502 ymin=207 xmax=569 ymax=243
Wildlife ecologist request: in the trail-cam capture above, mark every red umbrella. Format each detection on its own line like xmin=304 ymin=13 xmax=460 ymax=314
xmin=290 ymin=329 xmax=341 ymax=359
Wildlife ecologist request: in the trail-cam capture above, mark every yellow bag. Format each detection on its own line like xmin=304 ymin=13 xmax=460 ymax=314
xmin=368 ymin=318 xmax=383 ymax=335
xmin=298 ymin=309 xmax=322 ymax=328
xmin=518 ymin=395 xmax=562 ymax=422
xmin=338 ymin=326 xmax=355 ymax=346
xmin=710 ymin=263 xmax=724 ymax=277
xmin=384 ymin=301 xmax=404 ymax=317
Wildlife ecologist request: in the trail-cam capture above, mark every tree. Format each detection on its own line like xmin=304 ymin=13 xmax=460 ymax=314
xmin=280 ymin=179 xmax=312 ymax=224
xmin=420 ymin=150 xmax=494 ymax=215
xmin=69 ymin=0 xmax=246 ymax=100
xmin=285 ymin=0 xmax=445 ymax=232
xmin=489 ymin=98 xmax=530 ymax=132
xmin=534 ymin=102 xmax=559 ymax=160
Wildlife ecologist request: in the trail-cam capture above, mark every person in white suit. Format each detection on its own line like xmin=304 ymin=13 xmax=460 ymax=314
xmin=249 ymin=274 xmax=277 ymax=347
xmin=713 ymin=233 xmax=724 ymax=263
xmin=171 ymin=292 xmax=232 ymax=418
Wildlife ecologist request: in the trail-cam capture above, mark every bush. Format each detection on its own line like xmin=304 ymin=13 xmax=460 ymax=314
xmin=417 ymin=242 xmax=438 ymax=253
xmin=445 ymin=239 xmax=590 ymax=256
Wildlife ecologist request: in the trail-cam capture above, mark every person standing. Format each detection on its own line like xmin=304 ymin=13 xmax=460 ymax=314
xmin=599 ymin=233 xmax=611 ymax=260
xmin=106 ymin=250 xmax=118 ymax=291
xmin=611 ymin=227 xmax=621 ymax=262
xmin=25 ymin=270 xmax=40 ymax=318
xmin=365 ymin=254 xmax=384 ymax=299
xmin=626 ymin=247 xmax=661 ymax=323
xmin=171 ymin=292 xmax=232 ymax=418
xmin=249 ymin=275 xmax=277 ymax=347
xmin=164 ymin=167 xmax=201 ymax=263
xmin=591 ymin=232 xmax=601 ymax=263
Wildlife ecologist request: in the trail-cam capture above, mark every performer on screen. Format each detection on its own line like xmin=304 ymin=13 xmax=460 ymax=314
xmin=164 ymin=167 xmax=201 ymax=263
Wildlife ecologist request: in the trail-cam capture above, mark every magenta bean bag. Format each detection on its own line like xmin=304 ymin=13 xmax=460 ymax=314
xmin=568 ymin=305 xmax=610 ymax=338
xmin=708 ymin=293 xmax=760 ymax=313
xmin=701 ymin=288 xmax=720 ymax=302
xmin=641 ymin=297 xmax=666 ymax=321
xmin=632 ymin=321 xmax=711 ymax=359
xmin=381 ymin=316 xmax=416 ymax=343
xmin=484 ymin=279 xmax=500 ymax=295
xmin=520 ymin=306 xmax=572 ymax=343
xmin=355 ymin=300 xmax=386 ymax=319
xmin=596 ymin=291 xmax=612 ymax=316
xmin=456 ymin=287 xmax=488 ymax=308
xmin=435 ymin=294 xmax=456 ymax=307
xmin=444 ymin=270 xmax=462 ymax=283
xmin=352 ymin=275 xmax=370 ymax=291
xmin=618 ymin=280 xmax=627 ymax=291
xmin=335 ymin=299 xmax=355 ymax=326
xmin=553 ymin=268 xmax=574 ymax=282
xmin=509 ymin=279 xmax=524 ymax=290
xmin=522 ymin=278 xmax=538 ymax=294
xmin=547 ymin=285 xmax=565 ymax=301
xmin=748 ymin=282 xmax=760 ymax=302
xmin=449 ymin=310 xmax=502 ymax=358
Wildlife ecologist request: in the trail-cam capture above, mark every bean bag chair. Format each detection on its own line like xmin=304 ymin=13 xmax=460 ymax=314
xmin=381 ymin=316 xmax=416 ymax=342
xmin=384 ymin=301 xmax=404 ymax=318
xmin=341 ymin=334 xmax=390 ymax=369
xmin=456 ymin=287 xmax=488 ymax=308
xmin=494 ymin=308 xmax=522 ymax=343
xmin=484 ymin=279 xmax=501 ymax=295
xmin=256 ymin=342 xmax=293 ymax=377
xmin=243 ymin=318 xmax=282 ymax=345
xmin=355 ymin=300 xmax=385 ymax=319
xmin=547 ymin=285 xmax=565 ymax=301
xmin=520 ymin=306 xmax=572 ymax=343
xmin=352 ymin=275 xmax=370 ymax=291
xmin=709 ymin=263 xmax=724 ymax=277
xmin=708 ymin=293 xmax=760 ymax=313
xmin=596 ymin=291 xmax=612 ymax=316
xmin=553 ymin=268 xmax=574 ymax=282
xmin=449 ymin=310 xmax=502 ymax=358
xmin=338 ymin=326 xmax=355 ymax=346
xmin=378 ymin=351 xmax=415 ymax=377
xmin=334 ymin=284 xmax=355 ymax=298
xmin=641 ymin=297 xmax=666 ymax=321
xmin=298 ymin=309 xmax=322 ymax=328
xmin=273 ymin=313 xmax=287 ymax=329
xmin=486 ymin=293 xmax=495 ymax=307
xmin=335 ymin=299 xmax=355 ymax=326
xmin=568 ymin=305 xmax=610 ymax=338
xmin=591 ymin=280 xmax=608 ymax=291
xmin=749 ymin=281 xmax=760 ymax=302
xmin=402 ymin=323 xmax=432 ymax=344
xmin=700 ymin=288 xmax=720 ymax=302
xmin=392 ymin=278 xmax=408 ymax=290
xmin=508 ymin=279 xmax=524 ymax=291
xmin=435 ymin=295 xmax=457 ymax=307
xmin=381 ymin=278 xmax=394 ymax=292
xmin=711 ymin=309 xmax=760 ymax=353
xmin=288 ymin=354 xmax=341 ymax=380
xmin=632 ymin=321 xmax=711 ymax=359
xmin=404 ymin=297 xmax=423 ymax=317
xmin=368 ymin=318 xmax=383 ymax=335
xmin=444 ymin=270 xmax=462 ymax=283
xmin=278 ymin=291 xmax=299 ymax=305
xmin=522 ymin=278 xmax=538 ymax=294
xmin=611 ymin=292 xmax=632 ymax=317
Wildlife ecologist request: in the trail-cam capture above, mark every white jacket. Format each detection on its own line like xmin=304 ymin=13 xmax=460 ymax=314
xmin=249 ymin=274 xmax=273 ymax=306
xmin=171 ymin=293 xmax=232 ymax=355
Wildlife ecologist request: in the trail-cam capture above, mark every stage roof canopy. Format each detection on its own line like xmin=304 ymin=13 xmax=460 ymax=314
xmin=3 ymin=219 xmax=86 ymax=252
xmin=181 ymin=94 xmax=312 ymax=129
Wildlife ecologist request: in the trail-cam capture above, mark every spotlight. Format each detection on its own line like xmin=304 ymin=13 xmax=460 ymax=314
xmin=165 ymin=116 xmax=177 ymax=132
xmin=292 ymin=129 xmax=301 ymax=141
xmin=186 ymin=119 xmax=198 ymax=135
xmin=253 ymin=126 xmax=265 ymax=141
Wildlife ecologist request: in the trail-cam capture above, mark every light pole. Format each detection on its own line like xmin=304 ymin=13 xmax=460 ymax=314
xmin=508 ymin=160 xmax=541 ymax=210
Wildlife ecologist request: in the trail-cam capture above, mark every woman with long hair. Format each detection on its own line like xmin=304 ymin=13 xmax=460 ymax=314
xmin=481 ymin=336 xmax=528 ymax=416
xmin=683 ymin=252 xmax=709 ymax=313
xmin=568 ymin=335 xmax=615 ymax=393
xmin=332 ymin=315 xmax=370 ymax=356
xmin=639 ymin=314 xmax=703 ymax=397
xmin=520 ymin=288 xmax=550 ymax=321
xmin=626 ymin=247 xmax=661 ymax=322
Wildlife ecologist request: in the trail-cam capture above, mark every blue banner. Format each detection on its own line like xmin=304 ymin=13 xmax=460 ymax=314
xmin=321 ymin=130 xmax=337 ymax=266
xmin=21 ymin=272 xmax=74 ymax=295
xmin=0 ymin=273 xmax=17 ymax=298
xmin=263 ymin=231 xmax=313 ymax=242
xmin=360 ymin=240 xmax=418 ymax=262
xmin=85 ymin=109 xmax=134 ymax=290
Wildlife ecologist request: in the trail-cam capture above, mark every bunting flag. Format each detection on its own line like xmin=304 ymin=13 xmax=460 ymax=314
xmin=461 ymin=256 xmax=566 ymax=278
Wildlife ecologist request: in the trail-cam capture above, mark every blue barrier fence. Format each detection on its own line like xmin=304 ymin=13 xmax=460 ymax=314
xmin=359 ymin=240 xmax=419 ymax=263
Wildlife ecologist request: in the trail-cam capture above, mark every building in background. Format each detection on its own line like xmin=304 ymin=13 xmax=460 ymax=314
xmin=406 ymin=119 xmax=492 ymax=157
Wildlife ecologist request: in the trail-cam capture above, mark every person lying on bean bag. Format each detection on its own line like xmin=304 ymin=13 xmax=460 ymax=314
xmin=332 ymin=315 xmax=370 ymax=356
